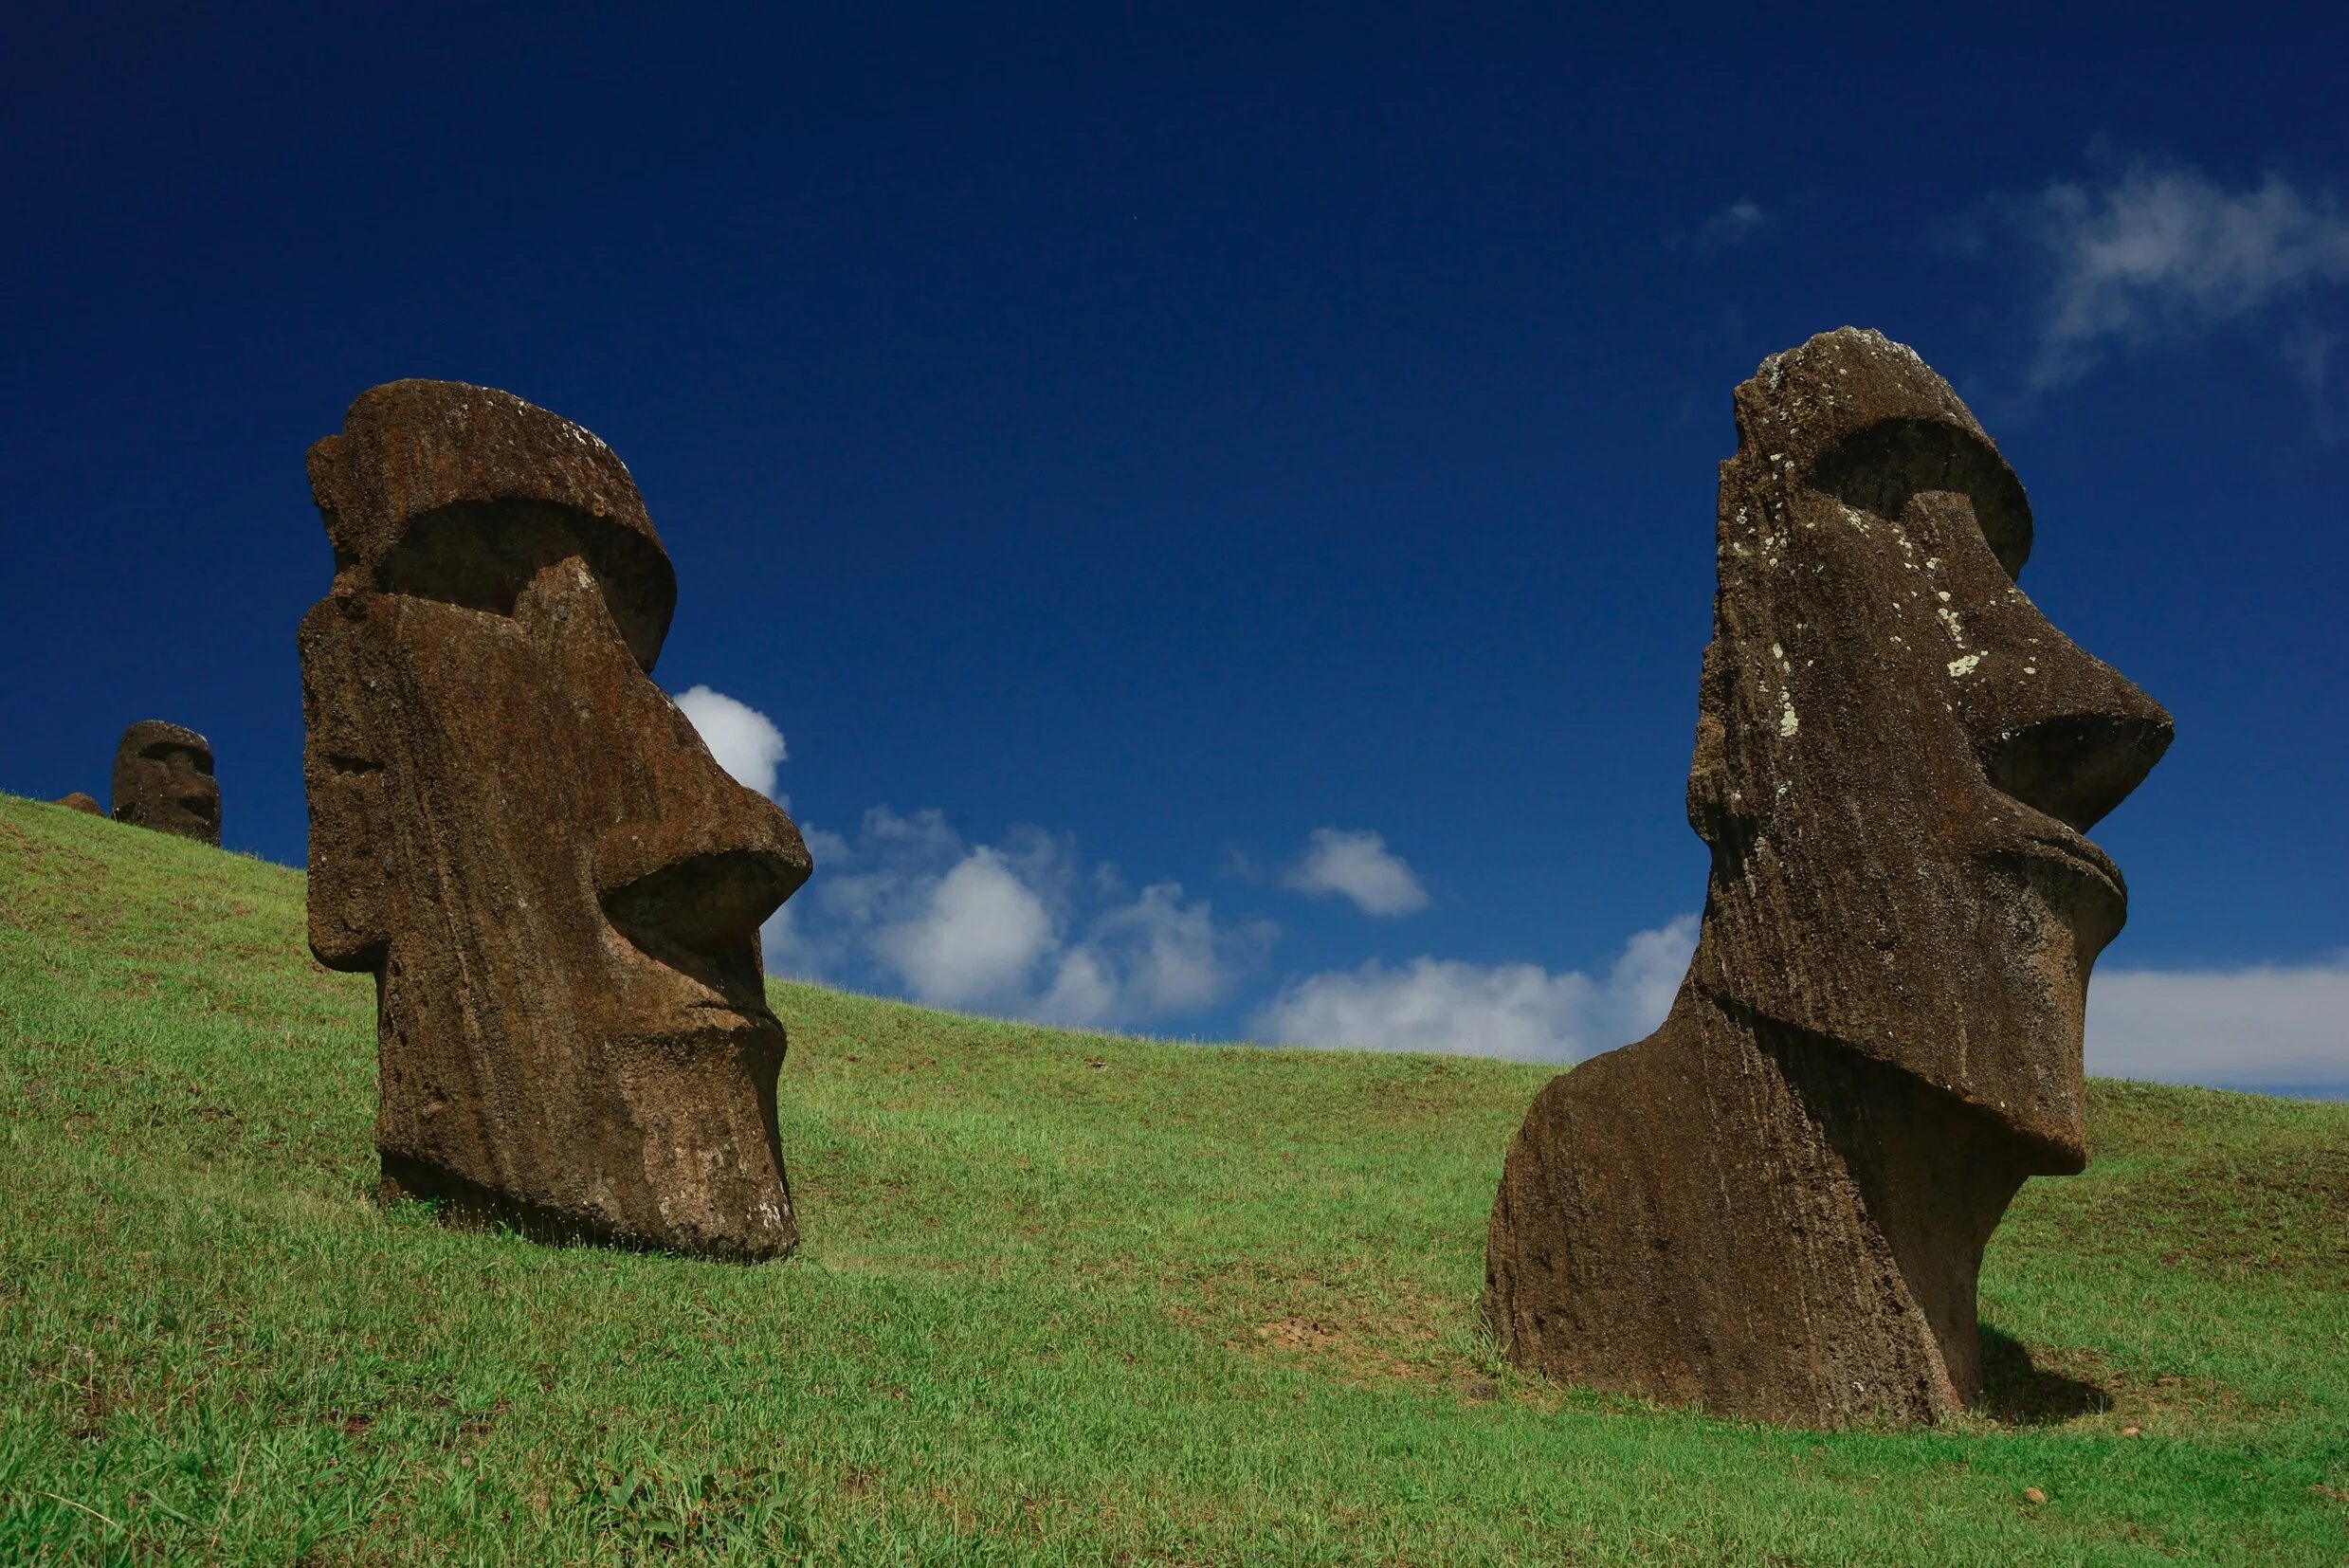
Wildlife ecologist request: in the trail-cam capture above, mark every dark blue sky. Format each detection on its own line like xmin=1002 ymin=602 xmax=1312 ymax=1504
xmin=6 ymin=5 xmax=2344 ymax=1083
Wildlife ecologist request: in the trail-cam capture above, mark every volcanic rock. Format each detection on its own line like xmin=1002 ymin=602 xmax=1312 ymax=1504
xmin=299 ymin=380 xmax=811 ymax=1261
xmin=111 ymin=721 xmax=221 ymax=845
xmin=1483 ymin=329 xmax=2173 ymax=1427
xmin=55 ymin=793 xmax=101 ymax=815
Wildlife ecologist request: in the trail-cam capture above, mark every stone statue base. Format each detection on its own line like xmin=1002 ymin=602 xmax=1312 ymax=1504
xmin=1485 ymin=989 xmax=2059 ymax=1426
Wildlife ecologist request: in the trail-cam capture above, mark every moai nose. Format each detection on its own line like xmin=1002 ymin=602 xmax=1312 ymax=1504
xmin=595 ymin=798 xmax=811 ymax=962
xmin=1975 ymin=661 xmax=2174 ymax=833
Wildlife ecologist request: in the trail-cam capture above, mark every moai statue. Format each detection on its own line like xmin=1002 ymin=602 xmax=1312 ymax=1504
xmin=299 ymin=381 xmax=811 ymax=1260
xmin=1484 ymin=330 xmax=2172 ymax=1427
xmin=112 ymin=721 xmax=222 ymax=845
xmin=55 ymin=793 xmax=102 ymax=815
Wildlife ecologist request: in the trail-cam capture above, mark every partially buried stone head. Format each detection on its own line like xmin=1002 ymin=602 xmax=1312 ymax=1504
xmin=112 ymin=720 xmax=220 ymax=844
xmin=298 ymin=380 xmax=810 ymax=1261
xmin=1484 ymin=329 xmax=2174 ymax=1428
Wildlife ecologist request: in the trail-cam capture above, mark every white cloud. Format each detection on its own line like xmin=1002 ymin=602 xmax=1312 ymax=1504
xmin=759 ymin=806 xmax=997 ymax=985
xmin=673 ymin=685 xmax=789 ymax=800
xmin=1281 ymin=828 xmax=1429 ymax=916
xmin=760 ymin=805 xmax=1269 ymax=1027
xmin=2087 ymin=954 xmax=2349 ymax=1093
xmin=756 ymin=897 xmax=816 ymax=978
xmin=875 ymin=848 xmax=1057 ymax=1010
xmin=1251 ymin=914 xmax=1698 ymax=1062
xmin=1040 ymin=946 xmax=1119 ymax=1024
xmin=2008 ymin=162 xmax=2349 ymax=388
xmin=1049 ymin=883 xmax=1276 ymax=1025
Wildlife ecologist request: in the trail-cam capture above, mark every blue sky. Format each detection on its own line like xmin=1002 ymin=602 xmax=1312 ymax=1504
xmin=5 ymin=5 xmax=2344 ymax=1092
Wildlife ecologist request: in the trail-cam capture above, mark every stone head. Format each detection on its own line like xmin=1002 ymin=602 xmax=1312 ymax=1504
xmin=299 ymin=380 xmax=811 ymax=1258
xmin=112 ymin=720 xmax=221 ymax=845
xmin=1682 ymin=329 xmax=2171 ymax=1169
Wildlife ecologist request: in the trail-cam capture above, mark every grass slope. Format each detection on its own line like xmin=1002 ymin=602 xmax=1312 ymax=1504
xmin=1 ymin=792 xmax=2344 ymax=1566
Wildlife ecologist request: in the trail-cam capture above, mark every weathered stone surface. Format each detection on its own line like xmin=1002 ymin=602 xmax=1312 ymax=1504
xmin=1484 ymin=329 xmax=2173 ymax=1428
xmin=55 ymin=792 xmax=102 ymax=815
xmin=299 ymin=380 xmax=811 ymax=1261
xmin=111 ymin=720 xmax=221 ymax=845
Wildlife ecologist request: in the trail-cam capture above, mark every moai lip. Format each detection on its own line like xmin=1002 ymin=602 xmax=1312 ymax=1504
xmin=112 ymin=720 xmax=221 ymax=845
xmin=1483 ymin=329 xmax=2172 ymax=1428
xmin=299 ymin=380 xmax=812 ymax=1261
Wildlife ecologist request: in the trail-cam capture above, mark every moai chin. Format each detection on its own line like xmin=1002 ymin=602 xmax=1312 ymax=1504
xmin=299 ymin=380 xmax=811 ymax=1261
xmin=1484 ymin=329 xmax=2172 ymax=1427
xmin=112 ymin=720 xmax=221 ymax=845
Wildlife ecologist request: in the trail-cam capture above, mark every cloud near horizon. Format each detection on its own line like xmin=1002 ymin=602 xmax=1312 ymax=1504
xmin=1249 ymin=925 xmax=2349 ymax=1092
xmin=1250 ymin=915 xmax=1698 ymax=1062
xmin=2086 ymin=952 xmax=2349 ymax=1092
xmin=2001 ymin=160 xmax=2349 ymax=390
xmin=1280 ymin=827 xmax=1429 ymax=916
xmin=673 ymin=684 xmax=789 ymax=801
xmin=672 ymin=687 xmax=2343 ymax=1093
xmin=678 ymin=689 xmax=1272 ymax=1027
xmin=871 ymin=844 xmax=1057 ymax=1012
xmin=766 ymin=806 xmax=1276 ymax=1029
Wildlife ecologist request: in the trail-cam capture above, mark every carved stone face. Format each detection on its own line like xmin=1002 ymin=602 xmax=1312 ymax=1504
xmin=112 ymin=720 xmax=221 ymax=845
xmin=1684 ymin=330 xmax=2171 ymax=1169
xmin=1483 ymin=329 xmax=2174 ymax=1429
xmin=300 ymin=381 xmax=811 ymax=1259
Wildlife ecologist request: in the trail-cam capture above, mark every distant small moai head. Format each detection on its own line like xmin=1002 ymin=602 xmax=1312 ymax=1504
xmin=111 ymin=720 xmax=221 ymax=845
xmin=55 ymin=792 xmax=102 ymax=816
xmin=298 ymin=380 xmax=811 ymax=1261
xmin=1683 ymin=328 xmax=2172 ymax=1164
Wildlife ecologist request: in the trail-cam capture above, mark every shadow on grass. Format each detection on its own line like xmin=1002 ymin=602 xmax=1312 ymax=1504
xmin=1977 ymin=1325 xmax=2111 ymax=1425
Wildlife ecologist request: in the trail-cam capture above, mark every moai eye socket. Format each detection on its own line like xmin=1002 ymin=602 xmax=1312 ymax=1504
xmin=373 ymin=501 xmax=569 ymax=617
xmin=1808 ymin=417 xmax=2033 ymax=581
xmin=373 ymin=500 xmax=677 ymax=671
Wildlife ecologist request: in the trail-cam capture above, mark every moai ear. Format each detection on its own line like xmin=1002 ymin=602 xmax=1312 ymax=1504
xmin=307 ymin=434 xmax=365 ymax=582
xmin=1684 ymin=636 xmax=1741 ymax=848
xmin=299 ymin=598 xmax=392 ymax=971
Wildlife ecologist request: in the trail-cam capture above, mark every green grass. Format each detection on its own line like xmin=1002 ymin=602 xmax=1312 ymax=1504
xmin=1 ymin=792 xmax=2343 ymax=1565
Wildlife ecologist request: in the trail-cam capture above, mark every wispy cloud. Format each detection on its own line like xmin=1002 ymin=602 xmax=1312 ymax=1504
xmin=673 ymin=684 xmax=789 ymax=801
xmin=1250 ymin=915 xmax=1697 ymax=1061
xmin=1698 ymin=198 xmax=1768 ymax=249
xmin=764 ymin=806 xmax=1274 ymax=1029
xmin=2000 ymin=161 xmax=2349 ymax=390
xmin=2087 ymin=953 xmax=2349 ymax=1094
xmin=1279 ymin=828 xmax=1429 ymax=916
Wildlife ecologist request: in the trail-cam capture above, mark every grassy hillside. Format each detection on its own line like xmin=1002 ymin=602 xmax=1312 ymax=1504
xmin=1 ymin=792 xmax=2343 ymax=1566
